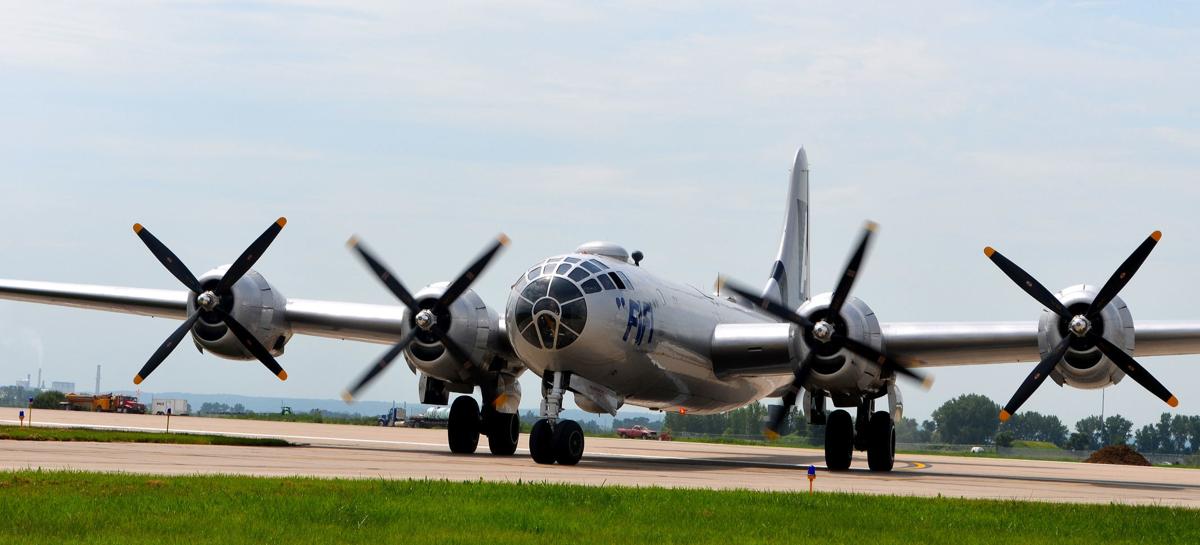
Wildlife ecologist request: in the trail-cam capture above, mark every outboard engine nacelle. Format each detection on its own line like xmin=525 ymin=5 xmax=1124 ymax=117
xmin=189 ymin=268 xmax=292 ymax=360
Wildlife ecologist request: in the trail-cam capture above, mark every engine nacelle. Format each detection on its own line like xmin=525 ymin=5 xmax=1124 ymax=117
xmin=797 ymin=292 xmax=886 ymax=400
xmin=188 ymin=268 xmax=292 ymax=360
xmin=1038 ymin=284 xmax=1131 ymax=389
xmin=403 ymin=283 xmax=510 ymax=383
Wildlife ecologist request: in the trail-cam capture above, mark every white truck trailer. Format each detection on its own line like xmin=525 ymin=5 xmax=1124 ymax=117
xmin=151 ymin=398 xmax=190 ymax=415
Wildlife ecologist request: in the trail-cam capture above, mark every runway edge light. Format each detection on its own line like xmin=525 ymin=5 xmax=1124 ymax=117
xmin=808 ymin=464 xmax=816 ymax=494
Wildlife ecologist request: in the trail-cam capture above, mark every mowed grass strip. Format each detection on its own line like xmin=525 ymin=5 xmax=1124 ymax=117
xmin=1 ymin=471 xmax=1196 ymax=545
xmin=0 ymin=425 xmax=288 ymax=447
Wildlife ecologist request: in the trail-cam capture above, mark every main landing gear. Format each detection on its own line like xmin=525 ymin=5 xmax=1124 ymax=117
xmin=529 ymin=371 xmax=585 ymax=465
xmin=821 ymin=398 xmax=895 ymax=472
xmin=446 ymin=395 xmax=521 ymax=456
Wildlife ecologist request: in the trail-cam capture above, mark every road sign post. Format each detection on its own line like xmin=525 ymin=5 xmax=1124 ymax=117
xmin=27 ymin=397 xmax=33 ymax=427
xmin=165 ymin=407 xmax=172 ymax=433
xmin=807 ymin=464 xmax=816 ymax=494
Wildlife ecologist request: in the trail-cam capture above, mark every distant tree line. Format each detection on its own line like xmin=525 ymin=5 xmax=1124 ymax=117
xmin=1 ymin=386 xmax=66 ymax=409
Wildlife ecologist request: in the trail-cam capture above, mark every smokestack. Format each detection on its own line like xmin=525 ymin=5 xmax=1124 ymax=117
xmin=37 ymin=368 xmax=42 ymax=389
xmin=95 ymin=365 xmax=102 ymax=395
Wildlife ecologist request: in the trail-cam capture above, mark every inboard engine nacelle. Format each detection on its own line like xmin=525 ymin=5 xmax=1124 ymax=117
xmin=403 ymin=283 xmax=510 ymax=382
xmin=712 ymin=293 xmax=885 ymax=393
xmin=188 ymin=268 xmax=292 ymax=360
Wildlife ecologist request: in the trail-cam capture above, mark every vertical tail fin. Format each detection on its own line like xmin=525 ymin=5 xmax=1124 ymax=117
xmin=761 ymin=147 xmax=810 ymax=308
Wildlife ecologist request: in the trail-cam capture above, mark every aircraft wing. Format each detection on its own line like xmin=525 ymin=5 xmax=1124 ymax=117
xmin=882 ymin=321 xmax=1200 ymax=367
xmin=0 ymin=278 xmax=407 ymax=345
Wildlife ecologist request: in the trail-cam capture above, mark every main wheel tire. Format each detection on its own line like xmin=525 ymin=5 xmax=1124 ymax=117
xmin=824 ymin=409 xmax=854 ymax=471
xmin=447 ymin=396 xmax=480 ymax=454
xmin=530 ymin=419 xmax=556 ymax=464
xmin=553 ymin=419 xmax=585 ymax=466
xmin=484 ymin=407 xmax=520 ymax=456
xmin=867 ymin=411 xmax=896 ymax=472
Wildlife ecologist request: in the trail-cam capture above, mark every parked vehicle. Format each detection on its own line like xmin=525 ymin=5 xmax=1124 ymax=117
xmin=616 ymin=425 xmax=659 ymax=440
xmin=62 ymin=393 xmax=146 ymax=414
xmin=152 ymin=398 xmax=190 ymax=415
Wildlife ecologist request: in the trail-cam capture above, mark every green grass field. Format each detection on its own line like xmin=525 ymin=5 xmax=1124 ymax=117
xmin=0 ymin=425 xmax=289 ymax=447
xmin=0 ymin=471 xmax=1195 ymax=544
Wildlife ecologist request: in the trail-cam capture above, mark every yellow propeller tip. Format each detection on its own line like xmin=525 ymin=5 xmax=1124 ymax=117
xmin=1167 ymin=395 xmax=1179 ymax=407
xmin=498 ymin=233 xmax=511 ymax=246
xmin=764 ymin=430 xmax=780 ymax=441
xmin=1151 ymin=230 xmax=1162 ymax=241
xmin=865 ymin=221 xmax=879 ymax=232
xmin=132 ymin=223 xmax=144 ymax=234
xmin=921 ymin=376 xmax=935 ymax=390
xmin=998 ymin=409 xmax=1011 ymax=422
xmin=132 ymin=375 xmax=143 ymax=385
xmin=346 ymin=235 xmax=360 ymax=249
xmin=276 ymin=217 xmax=288 ymax=227
xmin=983 ymin=246 xmax=995 ymax=258
xmin=277 ymin=370 xmax=288 ymax=381
xmin=340 ymin=391 xmax=355 ymax=403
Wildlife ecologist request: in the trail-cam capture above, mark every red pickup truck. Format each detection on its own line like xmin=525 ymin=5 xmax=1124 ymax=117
xmin=616 ymin=425 xmax=659 ymax=440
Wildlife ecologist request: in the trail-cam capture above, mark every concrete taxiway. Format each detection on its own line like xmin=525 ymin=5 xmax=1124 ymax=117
xmin=2 ymin=410 xmax=1197 ymax=507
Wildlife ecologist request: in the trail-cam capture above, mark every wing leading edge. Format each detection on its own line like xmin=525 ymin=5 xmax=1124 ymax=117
xmin=883 ymin=321 xmax=1200 ymax=367
xmin=0 ymin=278 xmax=408 ymax=345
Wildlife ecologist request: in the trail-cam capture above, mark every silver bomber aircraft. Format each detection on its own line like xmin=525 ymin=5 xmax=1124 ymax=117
xmin=2 ymin=147 xmax=1198 ymax=471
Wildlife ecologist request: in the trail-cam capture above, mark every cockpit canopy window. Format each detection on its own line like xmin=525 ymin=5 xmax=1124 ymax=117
xmin=607 ymin=272 xmax=625 ymax=290
xmin=596 ymin=273 xmax=615 ymax=291
xmin=515 ymin=274 xmax=586 ymax=350
xmin=567 ymin=267 xmax=590 ymax=282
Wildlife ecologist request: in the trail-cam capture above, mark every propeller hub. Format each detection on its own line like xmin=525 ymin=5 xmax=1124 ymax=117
xmin=196 ymin=291 xmax=219 ymax=311
xmin=1068 ymin=315 xmax=1091 ymax=337
xmin=415 ymin=309 xmax=436 ymax=331
xmin=812 ymin=320 xmax=835 ymax=343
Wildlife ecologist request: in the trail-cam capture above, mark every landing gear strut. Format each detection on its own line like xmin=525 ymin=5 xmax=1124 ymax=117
xmin=529 ymin=371 xmax=585 ymax=465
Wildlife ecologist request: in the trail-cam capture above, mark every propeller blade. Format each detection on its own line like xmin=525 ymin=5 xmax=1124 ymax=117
xmin=216 ymin=308 xmax=288 ymax=381
xmin=217 ymin=217 xmax=287 ymax=293
xmin=718 ymin=279 xmax=815 ymax=330
xmin=765 ymin=353 xmax=815 ymax=439
xmin=133 ymin=224 xmax=202 ymax=293
xmin=837 ymin=335 xmax=933 ymax=390
xmin=436 ymin=234 xmax=510 ymax=311
xmin=828 ymin=222 xmax=875 ymax=316
xmin=1087 ymin=231 xmax=1161 ymax=318
xmin=1089 ymin=331 xmax=1178 ymax=408
xmin=342 ymin=328 xmax=420 ymax=402
xmin=433 ymin=327 xmax=476 ymax=367
xmin=1000 ymin=336 xmax=1071 ymax=421
xmin=133 ymin=312 xmax=201 ymax=385
xmin=765 ymin=388 xmax=799 ymax=440
xmin=346 ymin=236 xmax=419 ymax=311
xmin=983 ymin=247 xmax=1072 ymax=320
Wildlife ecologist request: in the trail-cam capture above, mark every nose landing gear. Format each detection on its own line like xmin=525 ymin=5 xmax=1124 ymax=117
xmin=529 ymin=371 xmax=585 ymax=465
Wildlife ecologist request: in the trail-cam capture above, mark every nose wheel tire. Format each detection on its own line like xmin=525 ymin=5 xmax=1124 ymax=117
xmin=866 ymin=411 xmax=895 ymax=472
xmin=824 ymin=409 xmax=854 ymax=471
xmin=529 ymin=419 xmax=556 ymax=464
xmin=447 ymin=396 xmax=480 ymax=454
xmin=553 ymin=420 xmax=585 ymax=466
xmin=484 ymin=407 xmax=520 ymax=456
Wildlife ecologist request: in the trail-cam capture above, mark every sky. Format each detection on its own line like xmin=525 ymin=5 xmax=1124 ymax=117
xmin=2 ymin=1 xmax=1200 ymax=428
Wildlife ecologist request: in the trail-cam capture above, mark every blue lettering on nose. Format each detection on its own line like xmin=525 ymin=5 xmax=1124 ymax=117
xmin=622 ymin=300 xmax=655 ymax=346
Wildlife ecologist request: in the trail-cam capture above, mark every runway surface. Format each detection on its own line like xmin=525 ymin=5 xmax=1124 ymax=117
xmin=3 ymin=410 xmax=1198 ymax=507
